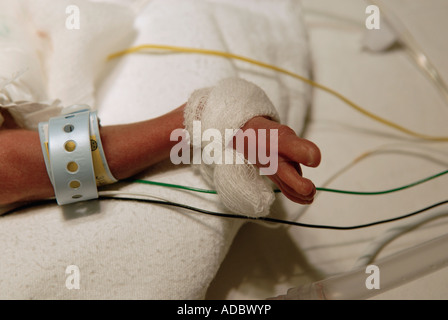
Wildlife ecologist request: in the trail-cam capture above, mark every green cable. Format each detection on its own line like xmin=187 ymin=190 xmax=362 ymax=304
xmin=318 ymin=169 xmax=448 ymax=195
xmin=130 ymin=179 xmax=219 ymax=194
xmin=128 ymin=169 xmax=448 ymax=196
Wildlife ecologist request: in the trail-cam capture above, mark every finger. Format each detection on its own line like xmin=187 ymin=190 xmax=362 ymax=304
xmin=278 ymin=135 xmax=321 ymax=168
xmin=276 ymin=161 xmax=316 ymax=200
xmin=271 ymin=175 xmax=314 ymax=205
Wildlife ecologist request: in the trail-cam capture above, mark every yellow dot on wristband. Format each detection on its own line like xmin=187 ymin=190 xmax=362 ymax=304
xmin=69 ymin=180 xmax=81 ymax=189
xmin=67 ymin=161 xmax=79 ymax=173
xmin=64 ymin=140 xmax=77 ymax=152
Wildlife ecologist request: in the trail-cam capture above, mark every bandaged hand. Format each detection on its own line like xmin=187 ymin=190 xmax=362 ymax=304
xmin=184 ymin=78 xmax=321 ymax=217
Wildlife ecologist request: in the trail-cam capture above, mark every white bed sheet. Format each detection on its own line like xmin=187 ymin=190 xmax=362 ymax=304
xmin=206 ymin=0 xmax=448 ymax=300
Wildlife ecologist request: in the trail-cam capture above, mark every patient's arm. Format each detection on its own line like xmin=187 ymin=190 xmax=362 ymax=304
xmin=0 ymin=105 xmax=186 ymax=205
xmin=0 ymin=105 xmax=320 ymax=206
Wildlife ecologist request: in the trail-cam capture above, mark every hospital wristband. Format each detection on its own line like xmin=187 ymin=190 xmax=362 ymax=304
xmin=38 ymin=105 xmax=117 ymax=205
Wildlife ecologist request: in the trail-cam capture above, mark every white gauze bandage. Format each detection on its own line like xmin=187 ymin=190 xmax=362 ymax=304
xmin=184 ymin=78 xmax=280 ymax=217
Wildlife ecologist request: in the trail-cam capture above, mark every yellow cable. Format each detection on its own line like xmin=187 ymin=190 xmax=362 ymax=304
xmin=108 ymin=44 xmax=448 ymax=142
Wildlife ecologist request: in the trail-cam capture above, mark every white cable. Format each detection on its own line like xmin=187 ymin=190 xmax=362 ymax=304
xmin=368 ymin=0 xmax=448 ymax=106
xmin=353 ymin=209 xmax=448 ymax=269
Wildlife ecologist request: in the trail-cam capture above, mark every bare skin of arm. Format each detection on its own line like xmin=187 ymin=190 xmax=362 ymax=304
xmin=0 ymin=105 xmax=321 ymax=206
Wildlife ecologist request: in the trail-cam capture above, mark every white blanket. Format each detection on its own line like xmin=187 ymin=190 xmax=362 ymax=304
xmin=0 ymin=0 xmax=311 ymax=299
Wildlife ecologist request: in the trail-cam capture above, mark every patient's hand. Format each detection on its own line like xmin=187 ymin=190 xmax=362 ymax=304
xmin=235 ymin=116 xmax=321 ymax=205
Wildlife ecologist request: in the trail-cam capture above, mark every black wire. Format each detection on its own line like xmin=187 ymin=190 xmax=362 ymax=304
xmin=97 ymin=196 xmax=448 ymax=230
xmin=3 ymin=196 xmax=448 ymax=230
xmin=261 ymin=199 xmax=448 ymax=230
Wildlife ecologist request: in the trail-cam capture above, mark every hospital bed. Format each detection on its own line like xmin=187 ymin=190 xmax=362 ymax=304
xmin=1 ymin=0 xmax=448 ymax=300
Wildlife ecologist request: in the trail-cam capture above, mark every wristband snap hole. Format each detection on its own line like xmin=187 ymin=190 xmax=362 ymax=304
xmin=64 ymin=124 xmax=75 ymax=133
xmin=64 ymin=140 xmax=77 ymax=152
xmin=69 ymin=180 xmax=81 ymax=189
xmin=67 ymin=161 xmax=79 ymax=173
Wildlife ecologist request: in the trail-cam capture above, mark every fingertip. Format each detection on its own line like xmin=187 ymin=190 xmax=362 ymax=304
xmin=277 ymin=161 xmax=316 ymax=200
xmin=301 ymin=178 xmax=316 ymax=199
xmin=285 ymin=138 xmax=321 ymax=168
xmin=304 ymin=140 xmax=321 ymax=168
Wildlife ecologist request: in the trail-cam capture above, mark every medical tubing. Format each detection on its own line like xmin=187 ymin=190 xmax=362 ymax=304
xmin=369 ymin=0 xmax=448 ymax=106
xmin=280 ymin=232 xmax=448 ymax=300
